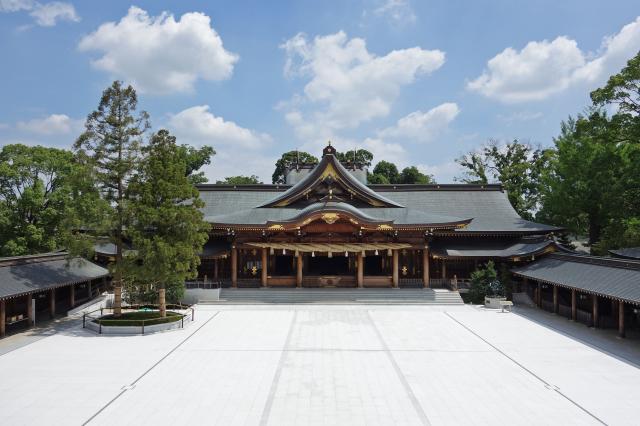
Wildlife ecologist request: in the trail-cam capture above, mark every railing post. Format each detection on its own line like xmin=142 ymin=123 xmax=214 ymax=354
xmin=182 ymin=316 xmax=184 ymax=328
xmin=142 ymin=322 xmax=145 ymax=335
xmin=99 ymin=321 xmax=102 ymax=335
xmin=83 ymin=313 xmax=85 ymax=328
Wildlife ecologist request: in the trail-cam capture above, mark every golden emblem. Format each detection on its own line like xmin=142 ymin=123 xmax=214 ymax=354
xmin=321 ymin=213 xmax=339 ymax=224
xmin=251 ymin=266 xmax=258 ymax=276
xmin=401 ymin=266 xmax=408 ymax=276
xmin=377 ymin=224 xmax=393 ymax=231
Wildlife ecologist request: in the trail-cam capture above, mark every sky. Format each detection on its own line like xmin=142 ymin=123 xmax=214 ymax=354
xmin=1 ymin=0 xmax=639 ymax=183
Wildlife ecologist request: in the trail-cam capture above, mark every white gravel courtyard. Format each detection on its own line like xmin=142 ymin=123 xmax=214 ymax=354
xmin=0 ymin=304 xmax=639 ymax=425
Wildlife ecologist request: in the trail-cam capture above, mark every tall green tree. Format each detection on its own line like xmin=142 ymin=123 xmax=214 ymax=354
xmin=456 ymin=140 xmax=552 ymax=220
xmin=537 ymin=112 xmax=624 ymax=246
xmin=184 ymin=145 xmax=215 ymax=185
xmin=0 ymin=144 xmax=76 ymax=256
xmin=370 ymin=160 xmax=399 ymax=184
xmin=72 ymin=81 xmax=150 ymax=316
xmin=126 ymin=130 xmax=210 ymax=316
xmin=217 ymin=175 xmax=261 ymax=184
xmin=335 ymin=149 xmax=374 ymax=167
xmin=272 ymin=150 xmax=318 ymax=184
xmin=399 ymin=166 xmax=435 ymax=184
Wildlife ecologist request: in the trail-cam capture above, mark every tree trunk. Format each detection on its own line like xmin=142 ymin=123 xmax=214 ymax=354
xmin=159 ymin=288 xmax=166 ymax=318
xmin=588 ymin=215 xmax=601 ymax=248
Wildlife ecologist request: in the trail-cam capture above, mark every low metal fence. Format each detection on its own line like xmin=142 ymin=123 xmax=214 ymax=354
xmin=83 ymin=304 xmax=194 ymax=335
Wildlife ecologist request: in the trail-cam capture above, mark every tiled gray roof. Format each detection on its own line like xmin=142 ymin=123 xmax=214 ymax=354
xmin=609 ymin=247 xmax=640 ymax=260
xmin=0 ymin=255 xmax=108 ymax=300
xmin=198 ymin=185 xmax=559 ymax=234
xmin=512 ymin=253 xmax=640 ymax=304
xmin=431 ymin=238 xmax=555 ymax=258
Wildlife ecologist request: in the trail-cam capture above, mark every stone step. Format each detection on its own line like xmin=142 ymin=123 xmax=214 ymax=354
xmin=204 ymin=288 xmax=464 ymax=305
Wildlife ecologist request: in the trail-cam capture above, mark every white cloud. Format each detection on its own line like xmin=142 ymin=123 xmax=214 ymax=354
xmin=416 ymin=161 xmax=461 ymax=183
xmin=373 ymin=0 xmax=416 ymax=24
xmin=0 ymin=0 xmax=78 ymax=26
xmin=79 ymin=6 xmax=238 ymax=94
xmin=468 ymin=16 xmax=640 ymax=102
xmin=168 ymin=105 xmax=274 ymax=182
xmin=168 ymin=105 xmax=271 ymax=149
xmin=17 ymin=113 xmax=82 ymax=135
xmin=377 ymin=102 xmax=459 ymax=143
xmin=29 ymin=1 xmax=78 ymax=26
xmin=497 ymin=111 xmax=543 ymax=123
xmin=280 ymin=31 xmax=445 ymax=135
xmin=0 ymin=0 xmax=33 ymax=12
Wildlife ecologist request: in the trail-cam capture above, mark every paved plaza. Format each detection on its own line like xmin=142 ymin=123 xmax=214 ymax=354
xmin=0 ymin=304 xmax=639 ymax=425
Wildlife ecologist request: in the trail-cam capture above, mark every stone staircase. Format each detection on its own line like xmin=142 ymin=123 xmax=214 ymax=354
xmin=204 ymin=288 xmax=464 ymax=305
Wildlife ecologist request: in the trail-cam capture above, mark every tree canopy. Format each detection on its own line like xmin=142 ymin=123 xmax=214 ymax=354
xmin=217 ymin=175 xmax=261 ymax=184
xmin=335 ymin=149 xmax=374 ymax=167
xmin=272 ymin=150 xmax=319 ymax=184
xmin=456 ymin=140 xmax=552 ymax=220
xmin=0 ymin=144 xmax=76 ymax=256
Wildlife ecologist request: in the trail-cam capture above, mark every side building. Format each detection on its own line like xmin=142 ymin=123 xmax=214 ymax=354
xmin=195 ymin=144 xmax=561 ymax=289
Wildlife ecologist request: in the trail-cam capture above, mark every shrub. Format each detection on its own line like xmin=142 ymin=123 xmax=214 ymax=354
xmin=468 ymin=261 xmax=503 ymax=304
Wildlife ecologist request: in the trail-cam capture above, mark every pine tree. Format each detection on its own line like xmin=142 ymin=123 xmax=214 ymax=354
xmin=73 ymin=81 xmax=150 ymax=316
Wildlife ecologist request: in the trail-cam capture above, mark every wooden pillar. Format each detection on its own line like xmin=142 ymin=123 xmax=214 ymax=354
xmin=102 ymin=276 xmax=107 ymax=292
xmin=261 ymin=248 xmax=268 ymax=287
xmin=618 ymin=301 xmax=625 ymax=338
xmin=422 ymin=248 xmax=430 ymax=288
xmin=357 ymin=252 xmax=364 ymax=288
xmin=50 ymin=289 xmax=56 ymax=319
xmin=88 ymin=281 xmax=92 ymax=299
xmin=553 ymin=286 xmax=558 ymax=314
xmin=214 ymin=258 xmax=219 ymax=280
xmin=231 ymin=247 xmax=238 ymax=287
xmin=441 ymin=259 xmax=447 ymax=279
xmin=26 ymin=294 xmax=33 ymax=326
xmin=296 ymin=253 xmax=303 ymax=288
xmin=537 ymin=282 xmax=542 ymax=308
xmin=571 ymin=289 xmax=577 ymax=321
xmin=70 ymin=284 xmax=75 ymax=308
xmin=0 ymin=299 xmax=5 ymax=338
xmin=592 ymin=295 xmax=599 ymax=328
xmin=392 ymin=250 xmax=399 ymax=288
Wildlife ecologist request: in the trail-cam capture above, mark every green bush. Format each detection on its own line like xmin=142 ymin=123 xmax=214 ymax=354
xmin=468 ymin=261 xmax=503 ymax=304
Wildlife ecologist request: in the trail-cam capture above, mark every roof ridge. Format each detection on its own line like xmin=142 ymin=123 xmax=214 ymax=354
xmin=548 ymin=252 xmax=640 ymax=271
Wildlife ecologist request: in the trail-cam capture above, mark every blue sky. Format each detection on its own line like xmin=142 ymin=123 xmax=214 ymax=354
xmin=1 ymin=0 xmax=639 ymax=182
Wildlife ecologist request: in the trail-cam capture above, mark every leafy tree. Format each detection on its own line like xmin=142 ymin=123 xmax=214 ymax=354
xmin=591 ymin=51 xmax=640 ymax=143
xmin=538 ymin=112 xmax=624 ymax=247
xmin=371 ymin=160 xmax=399 ymax=184
xmin=217 ymin=175 xmax=261 ymax=184
xmin=0 ymin=144 xmax=76 ymax=256
xmin=367 ymin=173 xmax=390 ymax=184
xmin=72 ymin=81 xmax=150 ymax=316
xmin=184 ymin=145 xmax=215 ymax=185
xmin=335 ymin=149 xmax=374 ymax=167
xmin=272 ymin=150 xmax=318 ymax=184
xmin=399 ymin=166 xmax=435 ymax=184
xmin=456 ymin=140 xmax=552 ymax=220
xmin=468 ymin=261 xmax=501 ymax=304
xmin=126 ymin=130 xmax=210 ymax=316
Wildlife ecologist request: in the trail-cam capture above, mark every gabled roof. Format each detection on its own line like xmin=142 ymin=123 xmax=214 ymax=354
xmin=197 ymin=184 xmax=559 ymax=234
xmin=0 ymin=253 xmax=108 ymax=300
xmin=512 ymin=253 xmax=640 ymax=305
xmin=256 ymin=153 xmax=404 ymax=208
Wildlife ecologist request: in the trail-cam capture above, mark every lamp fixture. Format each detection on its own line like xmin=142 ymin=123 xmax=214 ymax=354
xmin=282 ymin=249 xmax=286 ymax=255
xmin=328 ymin=251 xmax=333 ymax=258
xmin=345 ymin=251 xmax=348 ymax=257
xmin=374 ymin=249 xmax=379 ymax=256
xmin=270 ymin=247 xmax=274 ymax=255
xmin=387 ymin=249 xmax=392 ymax=256
xmin=312 ymin=251 xmax=315 ymax=257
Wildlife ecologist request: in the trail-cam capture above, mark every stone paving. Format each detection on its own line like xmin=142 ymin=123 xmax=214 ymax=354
xmin=0 ymin=304 xmax=639 ymax=425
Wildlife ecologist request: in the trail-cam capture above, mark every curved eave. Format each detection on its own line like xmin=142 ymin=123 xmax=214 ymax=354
xmin=256 ymin=154 xmax=404 ymax=208
xmin=431 ymin=241 xmax=557 ymax=260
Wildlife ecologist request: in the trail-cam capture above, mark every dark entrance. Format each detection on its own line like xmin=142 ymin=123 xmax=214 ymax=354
xmin=308 ymin=256 xmax=349 ymax=275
